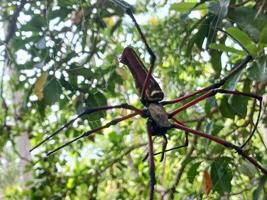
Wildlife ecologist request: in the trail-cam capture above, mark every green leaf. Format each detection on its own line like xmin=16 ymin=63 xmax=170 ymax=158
xmin=226 ymin=27 xmax=257 ymax=57
xmin=239 ymin=160 xmax=257 ymax=178
xmin=259 ymin=26 xmax=267 ymax=49
xmin=170 ymin=2 xmax=207 ymax=12
xmin=60 ymin=76 xmax=75 ymax=92
xmin=208 ymin=0 xmax=229 ymax=18
xmin=195 ymin=22 xmax=208 ymax=49
xmin=187 ymin=162 xmax=202 ymax=184
xmin=108 ymin=131 xmax=123 ymax=146
xmin=224 ymin=68 xmax=242 ymax=90
xmin=30 ymin=15 xmax=47 ymax=29
xmin=205 ymin=96 xmax=217 ymax=117
xmin=228 ymin=7 xmax=267 ymax=41
xmin=211 ymin=157 xmax=233 ymax=195
xmin=248 ymin=56 xmax=267 ymax=82
xmin=67 ymin=63 xmax=93 ymax=80
xmin=75 ymin=92 xmax=108 ymax=129
xmin=253 ymin=176 xmax=267 ymax=200
xmin=43 ymin=76 xmax=62 ymax=105
xmin=66 ymin=178 xmax=75 ymax=189
xmin=209 ymin=43 xmax=246 ymax=56
xmin=229 ymin=95 xmax=248 ymax=118
xmin=219 ymin=96 xmax=235 ymax=119
xmin=58 ymin=0 xmax=75 ymax=7
xmin=186 ymin=16 xmax=213 ymax=56
xmin=209 ymin=50 xmax=222 ymax=77
xmin=48 ymin=8 xmax=71 ymax=20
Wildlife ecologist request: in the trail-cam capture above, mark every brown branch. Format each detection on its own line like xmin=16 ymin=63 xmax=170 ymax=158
xmin=10 ymin=138 xmax=31 ymax=163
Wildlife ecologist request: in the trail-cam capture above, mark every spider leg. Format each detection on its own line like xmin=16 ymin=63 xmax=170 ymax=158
xmin=143 ymin=119 xmax=188 ymax=161
xmin=146 ymin=120 xmax=156 ymax=200
xmin=46 ymin=112 xmax=140 ymax=156
xmin=30 ymin=103 xmax=143 ymax=152
xmin=161 ymin=55 xmax=253 ymax=105
xmin=160 ymin=135 xmax=168 ymax=162
xmin=172 ymin=123 xmax=267 ymax=176
xmin=142 ymin=137 xmax=157 ymax=162
xmin=157 ymin=118 xmax=188 ymax=160
xmin=112 ymin=0 xmax=156 ymax=102
xmin=153 ymin=132 xmax=189 ymax=158
xmin=169 ymin=89 xmax=262 ymax=150
xmin=169 ymin=89 xmax=261 ymax=117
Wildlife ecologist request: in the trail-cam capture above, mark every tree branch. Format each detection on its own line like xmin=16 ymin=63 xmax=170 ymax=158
xmin=4 ymin=0 xmax=27 ymax=44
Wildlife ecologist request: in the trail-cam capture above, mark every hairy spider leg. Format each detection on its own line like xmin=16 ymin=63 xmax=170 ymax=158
xmin=30 ymin=103 xmax=143 ymax=152
xmin=112 ymin=0 xmax=156 ymax=102
xmin=172 ymin=123 xmax=267 ymax=176
xmin=46 ymin=112 xmax=141 ymax=156
xmin=168 ymin=89 xmax=262 ymax=149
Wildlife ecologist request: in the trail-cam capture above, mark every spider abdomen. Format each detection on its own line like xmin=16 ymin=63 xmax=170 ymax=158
xmin=120 ymin=47 xmax=164 ymax=104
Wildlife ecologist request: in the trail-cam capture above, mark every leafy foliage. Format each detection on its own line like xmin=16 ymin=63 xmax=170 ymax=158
xmin=1 ymin=0 xmax=267 ymax=199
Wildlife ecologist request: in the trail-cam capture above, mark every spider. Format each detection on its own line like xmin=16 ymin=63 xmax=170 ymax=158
xmin=31 ymin=0 xmax=267 ymax=199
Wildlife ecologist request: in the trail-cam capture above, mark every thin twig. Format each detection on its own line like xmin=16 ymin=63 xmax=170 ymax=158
xmin=99 ymin=143 xmax=147 ymax=173
xmin=10 ymin=138 xmax=31 ymax=163
xmin=229 ymin=186 xmax=252 ymax=196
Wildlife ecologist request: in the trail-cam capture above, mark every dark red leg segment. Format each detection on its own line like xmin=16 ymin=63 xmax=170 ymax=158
xmin=172 ymin=123 xmax=267 ymax=175
xmin=30 ymin=103 xmax=143 ymax=152
xmin=46 ymin=112 xmax=140 ymax=156
xmin=161 ymin=55 xmax=253 ymax=106
xmin=168 ymin=89 xmax=262 ymax=150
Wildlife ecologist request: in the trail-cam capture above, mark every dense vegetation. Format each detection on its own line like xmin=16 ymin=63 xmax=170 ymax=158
xmin=0 ymin=0 xmax=267 ymax=199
